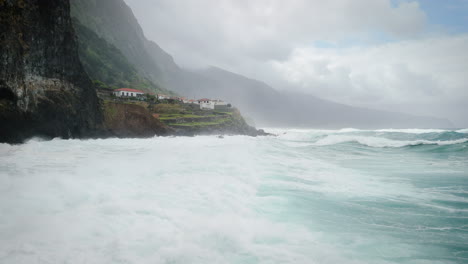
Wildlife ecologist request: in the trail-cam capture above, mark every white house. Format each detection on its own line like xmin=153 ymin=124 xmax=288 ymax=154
xmin=197 ymin=98 xmax=216 ymax=110
xmin=213 ymin=100 xmax=227 ymax=106
xmin=113 ymin=88 xmax=145 ymax=97
xmin=157 ymin=94 xmax=170 ymax=100
xmin=183 ymin=99 xmax=198 ymax=104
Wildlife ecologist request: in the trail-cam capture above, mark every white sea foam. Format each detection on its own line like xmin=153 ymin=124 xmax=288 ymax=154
xmin=375 ymin=128 xmax=450 ymax=134
xmin=337 ymin=128 xmax=363 ymax=133
xmin=0 ymin=132 xmax=466 ymax=264
xmin=313 ymin=135 xmax=468 ymax=148
xmin=270 ymin=128 xmax=468 ymax=144
xmin=0 ymin=136 xmax=373 ymax=264
xmin=290 ymin=128 xmax=452 ymax=134
xmin=338 ymin=128 xmax=455 ymax=134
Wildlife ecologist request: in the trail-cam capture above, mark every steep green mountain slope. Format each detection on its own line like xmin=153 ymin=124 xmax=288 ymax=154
xmin=73 ymin=18 xmax=167 ymax=93
xmin=71 ymin=0 xmax=178 ymax=90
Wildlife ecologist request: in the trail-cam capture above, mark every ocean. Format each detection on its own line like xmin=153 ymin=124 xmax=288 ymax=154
xmin=0 ymin=128 xmax=467 ymax=264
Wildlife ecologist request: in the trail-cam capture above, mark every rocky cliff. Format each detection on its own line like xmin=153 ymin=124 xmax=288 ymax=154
xmin=0 ymin=0 xmax=102 ymax=143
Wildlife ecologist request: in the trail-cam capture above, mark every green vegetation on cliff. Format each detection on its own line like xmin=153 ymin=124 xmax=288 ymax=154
xmin=73 ymin=18 xmax=169 ymax=94
xmin=149 ymin=102 xmax=264 ymax=136
xmin=70 ymin=0 xmax=177 ymax=91
xmin=98 ymin=98 xmax=266 ymax=136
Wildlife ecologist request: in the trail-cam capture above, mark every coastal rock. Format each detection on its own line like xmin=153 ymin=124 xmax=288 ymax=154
xmin=169 ymin=109 xmax=271 ymax=137
xmin=0 ymin=0 xmax=101 ymax=143
xmin=102 ymin=102 xmax=171 ymax=138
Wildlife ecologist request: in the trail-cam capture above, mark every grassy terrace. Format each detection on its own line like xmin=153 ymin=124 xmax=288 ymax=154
xmin=216 ymin=111 xmax=233 ymax=115
xmin=158 ymin=111 xmax=233 ymax=120
xmin=101 ymin=101 xmax=236 ymax=128
xmin=158 ymin=114 xmax=216 ymax=120
xmin=170 ymin=118 xmax=231 ymax=127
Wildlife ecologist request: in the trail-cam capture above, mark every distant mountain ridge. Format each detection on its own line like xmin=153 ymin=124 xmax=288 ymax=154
xmin=70 ymin=0 xmax=453 ymax=128
xmin=195 ymin=67 xmax=454 ymax=128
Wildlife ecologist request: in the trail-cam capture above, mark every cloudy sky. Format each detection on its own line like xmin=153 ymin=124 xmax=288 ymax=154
xmin=124 ymin=0 xmax=468 ymax=126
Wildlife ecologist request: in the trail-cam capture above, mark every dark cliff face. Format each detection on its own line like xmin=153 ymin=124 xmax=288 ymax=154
xmin=0 ymin=0 xmax=102 ymax=143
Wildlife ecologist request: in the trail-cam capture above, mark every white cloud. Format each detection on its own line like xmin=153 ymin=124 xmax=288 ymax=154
xmin=271 ymin=35 xmax=468 ymax=124
xmin=125 ymin=0 xmax=427 ymax=67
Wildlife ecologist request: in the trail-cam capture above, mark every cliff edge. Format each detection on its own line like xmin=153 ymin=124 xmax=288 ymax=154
xmin=0 ymin=0 xmax=102 ymax=143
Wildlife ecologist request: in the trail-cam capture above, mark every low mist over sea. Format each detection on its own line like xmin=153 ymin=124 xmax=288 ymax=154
xmin=1 ymin=129 xmax=467 ymax=263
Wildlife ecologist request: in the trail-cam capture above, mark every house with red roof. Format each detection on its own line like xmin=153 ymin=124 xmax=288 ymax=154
xmin=113 ymin=88 xmax=145 ymax=98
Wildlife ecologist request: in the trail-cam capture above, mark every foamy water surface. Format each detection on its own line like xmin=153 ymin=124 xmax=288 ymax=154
xmin=1 ymin=128 xmax=467 ymax=263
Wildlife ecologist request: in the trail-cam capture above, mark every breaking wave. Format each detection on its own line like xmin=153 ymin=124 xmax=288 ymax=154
xmin=1 ymin=128 xmax=467 ymax=264
xmin=313 ymin=135 xmax=468 ymax=148
xmin=273 ymin=127 xmax=468 ymax=149
xmin=337 ymin=128 xmax=468 ymax=134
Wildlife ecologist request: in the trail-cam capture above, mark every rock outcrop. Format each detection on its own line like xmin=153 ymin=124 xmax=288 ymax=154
xmin=166 ymin=109 xmax=270 ymax=137
xmin=102 ymin=102 xmax=171 ymax=138
xmin=0 ymin=0 xmax=101 ymax=143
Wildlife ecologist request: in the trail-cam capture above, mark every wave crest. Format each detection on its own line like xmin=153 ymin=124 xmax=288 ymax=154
xmin=313 ymin=135 xmax=468 ymax=148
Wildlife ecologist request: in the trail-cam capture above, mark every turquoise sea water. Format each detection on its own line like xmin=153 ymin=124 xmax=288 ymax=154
xmin=0 ymin=128 xmax=467 ymax=263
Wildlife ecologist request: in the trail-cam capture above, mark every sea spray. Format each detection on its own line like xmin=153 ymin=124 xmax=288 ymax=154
xmin=313 ymin=135 xmax=468 ymax=148
xmin=0 ymin=129 xmax=467 ymax=264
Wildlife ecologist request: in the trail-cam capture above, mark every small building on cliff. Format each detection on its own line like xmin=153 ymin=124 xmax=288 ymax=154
xmin=183 ymin=98 xmax=231 ymax=110
xmin=157 ymin=94 xmax=170 ymax=100
xmin=213 ymin=100 xmax=231 ymax=110
xmin=198 ymin=98 xmax=215 ymax=110
xmin=113 ymin=88 xmax=145 ymax=98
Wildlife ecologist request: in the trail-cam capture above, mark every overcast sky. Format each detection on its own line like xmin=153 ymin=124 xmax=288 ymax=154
xmin=124 ymin=0 xmax=468 ymax=126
